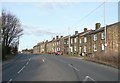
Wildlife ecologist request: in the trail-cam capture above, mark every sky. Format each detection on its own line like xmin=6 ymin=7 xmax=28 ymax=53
xmin=0 ymin=0 xmax=119 ymax=51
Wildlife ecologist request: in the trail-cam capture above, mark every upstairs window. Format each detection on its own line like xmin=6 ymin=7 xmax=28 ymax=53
xmin=71 ymin=39 xmax=73 ymax=44
xmin=94 ymin=34 xmax=97 ymax=41
xmin=101 ymin=32 xmax=105 ymax=39
xmin=84 ymin=37 xmax=87 ymax=43
xmin=80 ymin=39 xmax=82 ymax=44
xmin=74 ymin=38 xmax=76 ymax=43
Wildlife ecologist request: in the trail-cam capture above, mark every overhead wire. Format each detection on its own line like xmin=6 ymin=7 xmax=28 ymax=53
xmin=60 ymin=2 xmax=105 ymax=35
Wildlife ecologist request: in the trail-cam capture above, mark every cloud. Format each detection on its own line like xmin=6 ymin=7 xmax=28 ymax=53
xmin=34 ymin=1 xmax=74 ymax=9
xmin=22 ymin=25 xmax=58 ymax=37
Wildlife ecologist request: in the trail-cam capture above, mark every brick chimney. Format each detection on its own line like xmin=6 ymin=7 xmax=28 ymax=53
xmin=84 ymin=28 xmax=87 ymax=32
xmin=53 ymin=37 xmax=55 ymax=40
xmin=61 ymin=36 xmax=63 ymax=38
xmin=95 ymin=23 xmax=101 ymax=30
xmin=56 ymin=36 xmax=59 ymax=39
xmin=75 ymin=31 xmax=78 ymax=35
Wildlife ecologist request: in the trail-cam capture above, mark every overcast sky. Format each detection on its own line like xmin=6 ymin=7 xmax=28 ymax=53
xmin=0 ymin=0 xmax=118 ymax=51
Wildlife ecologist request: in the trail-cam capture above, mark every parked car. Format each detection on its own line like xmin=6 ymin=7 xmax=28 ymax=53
xmin=48 ymin=52 xmax=51 ymax=54
xmin=55 ymin=51 xmax=63 ymax=55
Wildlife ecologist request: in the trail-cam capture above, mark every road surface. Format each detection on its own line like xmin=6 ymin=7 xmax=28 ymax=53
xmin=2 ymin=54 xmax=119 ymax=82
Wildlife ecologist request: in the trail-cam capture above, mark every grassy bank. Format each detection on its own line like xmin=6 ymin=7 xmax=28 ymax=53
xmin=63 ymin=54 xmax=118 ymax=69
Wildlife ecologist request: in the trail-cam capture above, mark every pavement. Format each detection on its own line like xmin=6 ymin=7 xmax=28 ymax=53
xmin=2 ymin=54 xmax=119 ymax=82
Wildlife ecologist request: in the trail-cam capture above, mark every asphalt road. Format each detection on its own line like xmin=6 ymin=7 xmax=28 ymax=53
xmin=2 ymin=54 xmax=119 ymax=82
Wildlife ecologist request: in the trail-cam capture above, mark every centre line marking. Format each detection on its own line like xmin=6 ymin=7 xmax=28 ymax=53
xmin=29 ymin=58 xmax=31 ymax=61
xmin=26 ymin=62 xmax=29 ymax=65
xmin=42 ymin=59 xmax=45 ymax=62
xmin=7 ymin=79 xmax=12 ymax=83
xmin=17 ymin=66 xmax=25 ymax=74
xmin=68 ymin=64 xmax=79 ymax=71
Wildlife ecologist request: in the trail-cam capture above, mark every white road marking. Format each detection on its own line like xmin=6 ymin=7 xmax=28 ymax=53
xmin=68 ymin=64 xmax=73 ymax=67
xmin=68 ymin=64 xmax=79 ymax=71
xmin=29 ymin=58 xmax=31 ymax=61
xmin=17 ymin=66 xmax=25 ymax=74
xmin=7 ymin=79 xmax=12 ymax=83
xmin=42 ymin=59 xmax=45 ymax=62
xmin=26 ymin=61 xmax=29 ymax=65
xmin=83 ymin=76 xmax=97 ymax=83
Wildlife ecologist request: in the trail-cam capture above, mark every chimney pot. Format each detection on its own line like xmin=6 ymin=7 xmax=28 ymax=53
xmin=95 ymin=23 xmax=101 ymax=30
xmin=75 ymin=31 xmax=78 ymax=35
xmin=61 ymin=36 xmax=63 ymax=38
xmin=84 ymin=28 xmax=87 ymax=32
xmin=56 ymin=36 xmax=59 ymax=39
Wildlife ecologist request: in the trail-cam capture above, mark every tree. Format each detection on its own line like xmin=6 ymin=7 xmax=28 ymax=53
xmin=1 ymin=9 xmax=23 ymax=60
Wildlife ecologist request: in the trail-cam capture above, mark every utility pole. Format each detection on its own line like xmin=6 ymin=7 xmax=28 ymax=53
xmin=68 ymin=27 xmax=71 ymax=55
xmin=104 ymin=0 xmax=107 ymax=52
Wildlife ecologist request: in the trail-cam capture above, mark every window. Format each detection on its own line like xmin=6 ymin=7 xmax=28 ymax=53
xmin=84 ymin=46 xmax=86 ymax=52
xmin=80 ymin=39 xmax=82 ymax=44
xmin=102 ymin=44 xmax=105 ymax=50
xmin=70 ymin=47 xmax=73 ymax=52
xmin=94 ymin=44 xmax=97 ymax=52
xmin=74 ymin=46 xmax=76 ymax=51
xmin=57 ymin=42 xmax=58 ymax=45
xmin=94 ymin=34 xmax=97 ymax=41
xmin=84 ymin=37 xmax=87 ymax=43
xmin=64 ymin=41 xmax=66 ymax=44
xmin=71 ymin=39 xmax=73 ymax=44
xmin=101 ymin=32 xmax=105 ymax=39
xmin=67 ymin=40 xmax=69 ymax=44
xmin=74 ymin=38 xmax=76 ymax=43
xmin=79 ymin=47 xmax=82 ymax=53
xmin=59 ymin=41 xmax=60 ymax=45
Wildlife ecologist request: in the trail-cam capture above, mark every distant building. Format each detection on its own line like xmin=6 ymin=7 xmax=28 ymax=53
xmin=22 ymin=49 xmax=33 ymax=54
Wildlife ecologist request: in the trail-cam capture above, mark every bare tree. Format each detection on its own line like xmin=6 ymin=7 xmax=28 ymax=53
xmin=1 ymin=9 xmax=23 ymax=59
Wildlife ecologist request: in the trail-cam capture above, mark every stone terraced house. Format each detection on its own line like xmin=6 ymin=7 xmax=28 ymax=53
xmin=32 ymin=22 xmax=119 ymax=62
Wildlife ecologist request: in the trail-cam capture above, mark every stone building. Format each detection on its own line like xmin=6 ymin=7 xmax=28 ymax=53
xmin=22 ymin=49 xmax=33 ymax=54
xmin=33 ymin=45 xmax=38 ymax=54
xmin=70 ymin=29 xmax=92 ymax=56
xmin=54 ymin=36 xmax=60 ymax=52
xmin=46 ymin=39 xmax=55 ymax=54
xmin=63 ymin=35 xmax=69 ymax=55
xmin=81 ymin=22 xmax=119 ymax=62
xmin=39 ymin=41 xmax=46 ymax=54
xmin=32 ymin=22 xmax=119 ymax=65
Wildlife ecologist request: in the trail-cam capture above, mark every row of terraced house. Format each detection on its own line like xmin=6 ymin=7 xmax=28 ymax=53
xmin=33 ymin=22 xmax=120 ymax=62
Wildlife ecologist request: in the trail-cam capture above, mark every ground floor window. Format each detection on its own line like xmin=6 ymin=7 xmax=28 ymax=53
xmin=79 ymin=47 xmax=82 ymax=53
xmin=94 ymin=44 xmax=97 ymax=52
xmin=102 ymin=44 xmax=105 ymax=51
xmin=74 ymin=46 xmax=76 ymax=51
xmin=84 ymin=46 xmax=86 ymax=52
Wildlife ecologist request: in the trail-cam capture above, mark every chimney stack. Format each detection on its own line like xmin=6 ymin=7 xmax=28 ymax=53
xmin=61 ymin=36 xmax=63 ymax=38
xmin=53 ymin=37 xmax=55 ymax=40
xmin=75 ymin=31 xmax=78 ymax=35
xmin=84 ymin=28 xmax=87 ymax=32
xmin=56 ymin=36 xmax=59 ymax=39
xmin=95 ymin=23 xmax=101 ymax=30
